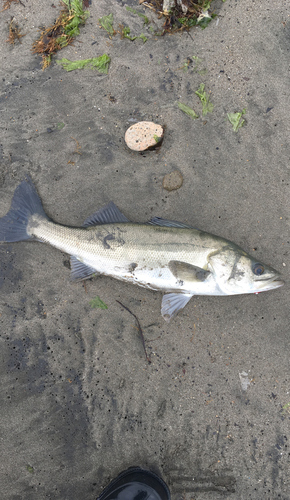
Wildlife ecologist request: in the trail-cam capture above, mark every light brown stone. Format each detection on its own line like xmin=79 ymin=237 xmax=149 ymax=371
xmin=162 ymin=170 xmax=183 ymax=191
xmin=125 ymin=121 xmax=164 ymax=151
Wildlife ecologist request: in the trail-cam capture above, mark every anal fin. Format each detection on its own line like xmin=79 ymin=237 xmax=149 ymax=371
xmin=70 ymin=256 xmax=98 ymax=281
xmin=161 ymin=293 xmax=193 ymax=322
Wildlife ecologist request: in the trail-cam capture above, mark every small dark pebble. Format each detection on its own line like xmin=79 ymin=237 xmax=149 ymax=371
xmin=47 ymin=128 xmax=54 ymax=133
xmin=163 ymin=170 xmax=183 ymax=191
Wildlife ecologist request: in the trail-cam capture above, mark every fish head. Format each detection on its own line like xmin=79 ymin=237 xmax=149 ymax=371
xmin=208 ymin=245 xmax=284 ymax=295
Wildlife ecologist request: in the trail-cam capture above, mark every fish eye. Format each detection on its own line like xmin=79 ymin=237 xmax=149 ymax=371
xmin=253 ymin=263 xmax=264 ymax=276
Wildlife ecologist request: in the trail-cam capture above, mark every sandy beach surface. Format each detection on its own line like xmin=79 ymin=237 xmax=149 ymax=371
xmin=0 ymin=0 xmax=289 ymax=498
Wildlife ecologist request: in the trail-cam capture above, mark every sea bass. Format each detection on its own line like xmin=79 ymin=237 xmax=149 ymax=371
xmin=0 ymin=177 xmax=284 ymax=321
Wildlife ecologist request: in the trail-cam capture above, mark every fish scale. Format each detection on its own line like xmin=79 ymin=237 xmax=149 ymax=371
xmin=0 ymin=177 xmax=284 ymax=321
xmin=29 ymin=216 xmax=216 ymax=282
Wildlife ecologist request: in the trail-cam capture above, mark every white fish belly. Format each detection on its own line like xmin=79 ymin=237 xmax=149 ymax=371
xmin=80 ymin=255 xmax=223 ymax=295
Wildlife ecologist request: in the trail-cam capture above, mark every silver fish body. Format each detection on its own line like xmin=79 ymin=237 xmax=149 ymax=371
xmin=0 ymin=178 xmax=284 ymax=320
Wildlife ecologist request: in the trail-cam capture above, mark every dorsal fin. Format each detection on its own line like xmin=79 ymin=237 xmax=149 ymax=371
xmin=148 ymin=217 xmax=193 ymax=229
xmin=83 ymin=201 xmax=129 ymax=227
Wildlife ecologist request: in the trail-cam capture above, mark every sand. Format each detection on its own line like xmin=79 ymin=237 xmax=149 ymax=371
xmin=0 ymin=0 xmax=289 ymax=498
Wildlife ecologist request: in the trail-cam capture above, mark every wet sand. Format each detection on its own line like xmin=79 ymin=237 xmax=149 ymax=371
xmin=0 ymin=0 xmax=289 ymax=498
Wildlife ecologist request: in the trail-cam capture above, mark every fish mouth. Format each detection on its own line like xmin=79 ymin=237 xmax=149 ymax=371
xmin=256 ymin=275 xmax=284 ymax=291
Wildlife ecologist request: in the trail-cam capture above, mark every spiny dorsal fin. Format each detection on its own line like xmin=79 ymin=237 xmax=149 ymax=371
xmin=169 ymin=261 xmax=211 ymax=282
xmin=83 ymin=201 xmax=129 ymax=227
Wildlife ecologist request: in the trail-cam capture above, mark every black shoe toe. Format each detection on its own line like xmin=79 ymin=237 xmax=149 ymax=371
xmin=97 ymin=467 xmax=170 ymax=500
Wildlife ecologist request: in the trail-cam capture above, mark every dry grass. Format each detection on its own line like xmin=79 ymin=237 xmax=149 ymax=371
xmin=6 ymin=16 xmax=25 ymax=44
xmin=32 ymin=0 xmax=89 ymax=69
xmin=1 ymin=0 xmax=24 ymax=12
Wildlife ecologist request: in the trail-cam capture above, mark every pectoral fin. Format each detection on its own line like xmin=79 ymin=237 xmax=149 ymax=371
xmin=161 ymin=293 xmax=193 ymax=322
xmin=70 ymin=256 xmax=98 ymax=281
xmin=169 ymin=260 xmax=211 ymax=282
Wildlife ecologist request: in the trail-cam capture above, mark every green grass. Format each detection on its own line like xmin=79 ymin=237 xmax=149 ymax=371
xmin=195 ymin=83 xmax=214 ymax=115
xmin=177 ymin=102 xmax=199 ymax=119
xmin=57 ymin=54 xmax=111 ymax=73
xmin=89 ymin=296 xmax=108 ymax=310
xmin=227 ymin=109 xmax=246 ymax=132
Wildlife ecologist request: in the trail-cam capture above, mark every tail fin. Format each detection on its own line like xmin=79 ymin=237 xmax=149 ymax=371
xmin=0 ymin=176 xmax=49 ymax=242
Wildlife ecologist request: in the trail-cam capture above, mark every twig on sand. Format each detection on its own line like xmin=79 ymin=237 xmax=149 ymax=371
xmin=116 ymin=300 xmax=151 ymax=364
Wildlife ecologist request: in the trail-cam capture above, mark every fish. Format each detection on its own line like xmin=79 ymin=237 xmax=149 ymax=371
xmin=0 ymin=177 xmax=284 ymax=321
